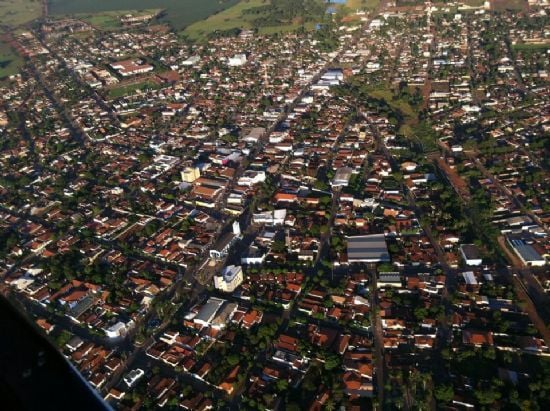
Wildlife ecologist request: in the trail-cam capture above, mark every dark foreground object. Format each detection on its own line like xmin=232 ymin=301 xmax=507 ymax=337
xmin=0 ymin=296 xmax=111 ymax=411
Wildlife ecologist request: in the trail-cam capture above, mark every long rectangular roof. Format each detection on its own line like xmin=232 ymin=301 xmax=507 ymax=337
xmin=195 ymin=297 xmax=225 ymax=324
xmin=347 ymin=234 xmax=390 ymax=262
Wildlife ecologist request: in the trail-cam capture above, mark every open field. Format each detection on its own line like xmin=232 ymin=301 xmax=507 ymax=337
xmin=48 ymin=0 xmax=240 ymax=30
xmin=512 ymin=43 xmax=549 ymax=52
xmin=346 ymin=0 xmax=380 ymax=10
xmin=0 ymin=0 xmax=41 ymax=28
xmin=75 ymin=9 xmax=161 ymax=30
xmin=0 ymin=0 xmax=42 ymax=79
xmin=367 ymin=87 xmax=417 ymax=118
xmin=463 ymin=0 xmax=485 ymax=6
xmin=183 ymin=0 xmax=268 ymax=40
xmin=184 ymin=0 xmax=338 ymax=40
xmin=0 ymin=39 xmax=23 ymax=78
xmin=107 ymin=80 xmax=161 ymax=99
xmin=491 ymin=0 xmax=528 ymax=11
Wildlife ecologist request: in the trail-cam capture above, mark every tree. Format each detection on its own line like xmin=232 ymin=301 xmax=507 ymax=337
xmin=276 ymin=379 xmax=288 ymax=392
xmin=434 ymin=384 xmax=454 ymax=403
xmin=474 ymin=386 xmax=501 ymax=405
xmin=324 ymin=355 xmax=340 ymax=371
xmin=227 ymin=354 xmax=240 ymax=366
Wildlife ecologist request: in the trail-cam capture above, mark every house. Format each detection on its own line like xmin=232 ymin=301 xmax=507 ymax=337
xmin=378 ymin=272 xmax=402 ymax=288
xmin=461 ymin=271 xmax=479 ymax=289
xmin=242 ymin=310 xmax=263 ymax=329
xmin=36 ymin=318 xmax=55 ymax=334
xmin=238 ymin=170 xmax=266 ymax=187
xmin=242 ymin=128 xmax=265 ymax=143
xmin=241 ymin=245 xmax=268 ymax=265
xmin=104 ymin=320 xmax=134 ymax=339
xmin=459 ymin=244 xmax=482 ymax=266
xmin=123 ymin=368 xmax=145 ymax=388
xmin=343 ymin=371 xmax=374 ymax=397
xmin=219 ymin=366 xmax=240 ymax=395
xmin=462 ymin=330 xmax=494 ymax=347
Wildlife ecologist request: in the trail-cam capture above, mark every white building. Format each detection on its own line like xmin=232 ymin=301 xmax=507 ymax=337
xmin=214 ymin=265 xmax=243 ymax=293
xmin=228 ymin=54 xmax=247 ymax=67
xmin=252 ymin=209 xmax=287 ymax=226
xmin=238 ymin=170 xmax=266 ymax=187
xmin=105 ymin=320 xmax=134 ymax=339
xmin=181 ymin=55 xmax=200 ymax=66
xmin=181 ymin=166 xmax=200 ymax=183
xmin=331 ymin=167 xmax=353 ymax=188
xmin=459 ymin=244 xmax=483 ymax=266
xmin=241 ymin=245 xmax=268 ymax=265
xmin=124 ymin=369 xmax=145 ymax=388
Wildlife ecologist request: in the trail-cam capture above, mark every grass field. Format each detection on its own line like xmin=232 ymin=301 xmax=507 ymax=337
xmin=463 ymin=0 xmax=485 ymax=6
xmin=490 ymin=0 xmax=527 ymax=11
xmin=368 ymin=87 xmax=417 ymax=118
xmin=76 ymin=9 xmax=161 ymax=30
xmin=48 ymin=0 xmax=240 ymax=31
xmin=183 ymin=0 xmax=269 ymax=40
xmin=184 ymin=0 xmax=338 ymax=40
xmin=0 ymin=0 xmax=41 ymax=79
xmin=0 ymin=0 xmax=41 ymax=28
xmin=0 ymin=40 xmax=23 ymax=78
xmin=346 ymin=0 xmax=380 ymax=10
xmin=107 ymin=80 xmax=161 ymax=99
xmin=512 ymin=43 xmax=549 ymax=52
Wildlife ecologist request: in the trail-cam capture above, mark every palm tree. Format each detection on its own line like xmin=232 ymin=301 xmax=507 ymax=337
xmin=324 ymin=399 xmax=335 ymax=411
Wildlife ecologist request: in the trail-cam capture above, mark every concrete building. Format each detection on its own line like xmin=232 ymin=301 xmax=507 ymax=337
xmin=181 ymin=166 xmax=200 ymax=183
xmin=228 ymin=54 xmax=247 ymax=67
xmin=214 ymin=265 xmax=244 ymax=293
xmin=252 ymin=209 xmax=287 ymax=226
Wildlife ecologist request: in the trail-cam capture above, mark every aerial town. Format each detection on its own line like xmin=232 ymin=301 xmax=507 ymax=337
xmin=0 ymin=0 xmax=548 ymax=410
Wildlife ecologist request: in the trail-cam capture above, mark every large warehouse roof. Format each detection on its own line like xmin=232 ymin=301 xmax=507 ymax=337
xmin=347 ymin=234 xmax=390 ymax=263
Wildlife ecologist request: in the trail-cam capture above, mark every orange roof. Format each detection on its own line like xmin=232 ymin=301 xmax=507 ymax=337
xmin=274 ymin=192 xmax=298 ymax=202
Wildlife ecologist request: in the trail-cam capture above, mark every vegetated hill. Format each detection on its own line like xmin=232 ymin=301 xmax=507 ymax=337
xmin=244 ymin=0 xmax=327 ymax=27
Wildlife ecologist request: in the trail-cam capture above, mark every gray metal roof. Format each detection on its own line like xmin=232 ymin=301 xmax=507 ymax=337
xmin=69 ymin=295 xmax=96 ymax=319
xmin=347 ymin=234 xmax=390 ymax=262
xmin=195 ymin=297 xmax=225 ymax=324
